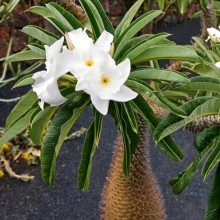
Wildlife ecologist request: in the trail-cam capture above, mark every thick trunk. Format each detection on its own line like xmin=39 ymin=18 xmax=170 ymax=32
xmin=201 ymin=0 xmax=217 ymax=40
xmin=101 ymin=116 xmax=165 ymax=220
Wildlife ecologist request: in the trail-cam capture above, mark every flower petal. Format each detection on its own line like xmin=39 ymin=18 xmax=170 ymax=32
xmin=68 ymin=28 xmax=93 ymax=51
xmin=75 ymin=76 xmax=89 ymax=91
xmin=117 ymin=58 xmax=131 ymax=84
xmin=32 ymin=77 xmax=67 ymax=109
xmin=100 ymin=85 xmax=137 ymax=102
xmin=215 ymin=61 xmax=220 ymax=68
xmin=53 ymin=48 xmax=76 ymax=78
xmin=95 ymin=30 xmax=113 ymax=52
xmin=45 ymin=37 xmax=64 ymax=63
xmin=91 ymin=94 xmax=109 ymax=115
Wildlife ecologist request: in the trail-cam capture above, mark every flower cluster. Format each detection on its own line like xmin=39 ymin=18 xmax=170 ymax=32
xmin=32 ymin=28 xmax=137 ymax=115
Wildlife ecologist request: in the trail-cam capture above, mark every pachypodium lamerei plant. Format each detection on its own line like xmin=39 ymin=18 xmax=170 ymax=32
xmin=2 ymin=0 xmax=219 ymax=218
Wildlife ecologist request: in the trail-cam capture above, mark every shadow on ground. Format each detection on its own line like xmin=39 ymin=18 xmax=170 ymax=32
xmin=0 ymin=19 xmax=212 ymax=220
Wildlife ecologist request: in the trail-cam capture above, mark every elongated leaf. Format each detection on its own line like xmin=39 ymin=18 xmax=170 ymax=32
xmin=129 ymin=66 xmax=190 ymax=83
xmin=6 ymin=50 xmax=44 ymax=63
xmin=131 ymin=95 xmax=183 ymax=161
xmin=0 ymin=109 xmax=35 ymax=146
xmin=46 ymin=3 xmax=83 ymax=29
xmin=195 ymin=125 xmax=220 ymax=152
xmin=126 ymin=78 xmax=174 ymax=111
xmin=114 ymin=10 xmax=162 ymax=59
xmin=27 ymin=43 xmax=46 ymax=58
xmin=29 ymin=106 xmax=58 ymax=146
xmin=200 ymin=0 xmax=208 ymax=9
xmin=41 ymin=95 xmax=89 ymax=186
xmin=46 ymin=16 xmax=71 ymax=34
xmin=155 ymin=98 xmax=220 ymax=142
xmin=154 ymin=92 xmax=187 ymax=117
xmin=154 ymin=97 xmax=212 ymax=141
xmin=205 ymin=163 xmax=220 ymax=220
xmin=192 ymin=37 xmax=219 ymax=62
xmin=119 ymin=33 xmax=171 ymax=62
xmin=77 ymin=109 xmax=103 ymax=191
xmin=182 ymin=62 xmax=220 ymax=79
xmin=118 ymin=34 xmax=151 ymax=57
xmin=22 ymin=25 xmax=59 ymax=45
xmin=202 ymin=139 xmax=220 ymax=180
xmin=79 ymin=0 xmax=104 ymax=40
xmin=115 ymin=0 xmax=144 ymax=40
xmin=13 ymin=74 xmax=34 ymax=88
xmin=27 ymin=6 xmax=54 ymax=17
xmin=173 ymin=77 xmax=220 ymax=93
xmin=89 ymin=0 xmax=114 ymax=34
xmin=130 ymin=45 xmax=198 ymax=64
xmin=122 ymin=102 xmax=138 ymax=133
xmin=177 ymin=0 xmax=189 ymax=14
xmin=170 ymin=143 xmax=214 ymax=194
xmin=5 ymin=90 xmax=38 ymax=129
xmin=157 ymin=0 xmax=165 ymax=10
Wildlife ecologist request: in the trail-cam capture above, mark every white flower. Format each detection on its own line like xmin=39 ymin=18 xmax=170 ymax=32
xmin=75 ymin=58 xmax=138 ymax=115
xmin=32 ymin=37 xmax=71 ymax=109
xmin=215 ymin=61 xmax=220 ymax=68
xmin=65 ymin=28 xmax=114 ymax=79
xmin=206 ymin=27 xmax=220 ymax=42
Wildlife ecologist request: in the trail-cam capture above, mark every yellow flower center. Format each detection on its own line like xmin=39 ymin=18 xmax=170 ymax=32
xmin=0 ymin=143 xmax=10 ymax=152
xmin=86 ymin=60 xmax=94 ymax=67
xmin=0 ymin=170 xmax=5 ymax=178
xmin=101 ymin=76 xmax=110 ymax=85
xmin=23 ymin=152 xmax=32 ymax=160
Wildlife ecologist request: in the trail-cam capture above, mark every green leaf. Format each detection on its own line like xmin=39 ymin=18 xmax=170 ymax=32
xmin=131 ymin=95 xmax=183 ymax=161
xmin=27 ymin=6 xmax=54 ymax=17
xmin=27 ymin=43 xmax=46 ymax=58
xmin=77 ymin=109 xmax=103 ymax=191
xmin=116 ymin=103 xmax=139 ymax=177
xmin=200 ymin=0 xmax=208 ymax=10
xmin=13 ymin=74 xmax=35 ymax=88
xmin=122 ymin=102 xmax=138 ymax=133
xmin=192 ymin=11 xmax=202 ymax=19
xmin=130 ymin=45 xmax=198 ymax=64
xmin=6 ymin=50 xmax=44 ymax=63
xmin=195 ymin=125 xmax=220 ymax=152
xmin=46 ymin=16 xmax=71 ymax=34
xmin=115 ymin=0 xmax=144 ymax=40
xmin=129 ymin=66 xmax=190 ymax=83
xmin=202 ymin=138 xmax=220 ymax=180
xmin=170 ymin=143 xmax=214 ymax=194
xmin=41 ymin=95 xmax=89 ymax=186
xmin=177 ymin=0 xmax=189 ymax=14
xmin=154 ymin=92 xmax=187 ymax=117
xmin=126 ymin=78 xmax=173 ymax=111
xmin=0 ymin=108 xmax=35 ymax=146
xmin=154 ymin=97 xmax=220 ymax=142
xmin=89 ymin=0 xmax=114 ymax=34
xmin=173 ymin=77 xmax=220 ymax=93
xmin=119 ymin=33 xmax=171 ymax=62
xmin=5 ymin=90 xmax=38 ymax=129
xmin=114 ymin=10 xmax=162 ymax=59
xmin=182 ymin=62 xmax=220 ymax=79
xmin=22 ymin=25 xmax=59 ymax=45
xmin=29 ymin=106 xmax=58 ymax=146
xmin=79 ymin=0 xmax=104 ymax=40
xmin=46 ymin=3 xmax=83 ymax=30
xmin=205 ymin=163 xmax=220 ymax=220
xmin=157 ymin=0 xmax=165 ymax=10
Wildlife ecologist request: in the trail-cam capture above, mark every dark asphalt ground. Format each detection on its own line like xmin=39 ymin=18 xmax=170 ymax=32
xmin=0 ymin=19 xmax=213 ymax=220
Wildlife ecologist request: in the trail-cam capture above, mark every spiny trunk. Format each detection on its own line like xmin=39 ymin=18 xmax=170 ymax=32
xmin=101 ymin=116 xmax=165 ymax=220
xmin=201 ymin=0 xmax=217 ymax=40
